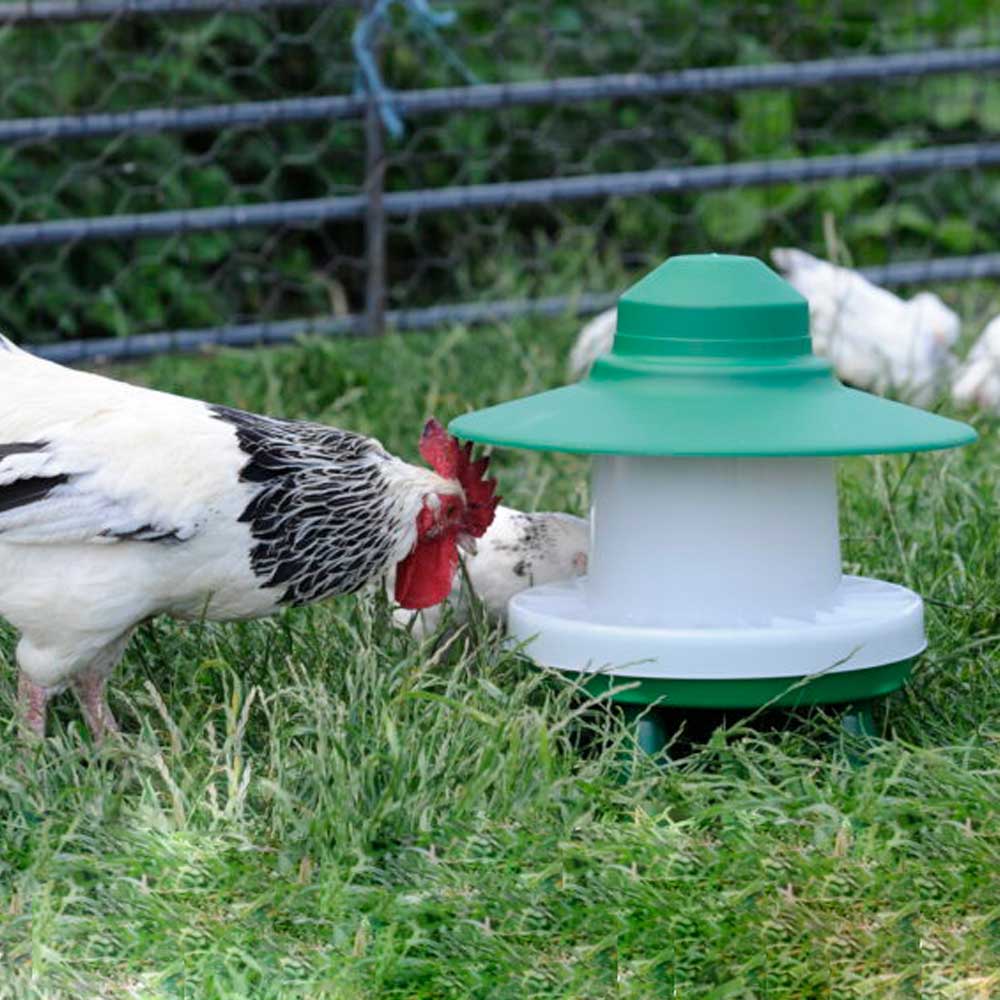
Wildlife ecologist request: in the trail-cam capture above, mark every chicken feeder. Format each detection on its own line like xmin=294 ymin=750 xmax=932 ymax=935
xmin=450 ymin=254 xmax=976 ymax=753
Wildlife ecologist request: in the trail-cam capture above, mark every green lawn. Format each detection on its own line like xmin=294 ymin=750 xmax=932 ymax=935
xmin=1 ymin=316 xmax=998 ymax=998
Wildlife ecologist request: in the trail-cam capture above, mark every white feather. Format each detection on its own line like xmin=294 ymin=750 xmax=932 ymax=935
xmin=952 ymin=315 xmax=1000 ymax=412
xmin=0 ymin=347 xmax=245 ymax=544
xmin=567 ymin=309 xmax=616 ymax=381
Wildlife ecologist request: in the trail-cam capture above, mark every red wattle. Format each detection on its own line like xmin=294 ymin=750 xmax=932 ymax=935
xmin=394 ymin=532 xmax=459 ymax=610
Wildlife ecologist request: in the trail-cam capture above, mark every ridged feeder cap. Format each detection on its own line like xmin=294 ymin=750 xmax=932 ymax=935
xmin=449 ymin=254 xmax=977 ymax=456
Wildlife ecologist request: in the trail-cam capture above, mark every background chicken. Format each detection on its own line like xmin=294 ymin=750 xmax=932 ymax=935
xmin=952 ymin=314 xmax=1000 ymax=413
xmin=771 ymin=247 xmax=959 ymax=404
xmin=0 ymin=336 xmax=497 ymax=739
xmin=568 ymin=250 xmax=960 ymax=407
xmin=567 ymin=308 xmax=618 ymax=382
xmin=392 ymin=505 xmax=589 ymax=638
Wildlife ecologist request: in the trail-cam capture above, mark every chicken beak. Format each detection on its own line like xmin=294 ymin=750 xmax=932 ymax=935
xmin=457 ymin=532 xmax=478 ymax=556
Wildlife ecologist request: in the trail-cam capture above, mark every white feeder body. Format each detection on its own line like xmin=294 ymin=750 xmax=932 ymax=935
xmin=506 ymin=453 xmax=927 ymax=681
xmin=587 ymin=456 xmax=841 ymax=627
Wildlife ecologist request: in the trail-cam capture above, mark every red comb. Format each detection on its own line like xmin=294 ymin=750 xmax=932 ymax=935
xmin=420 ymin=418 xmax=500 ymax=537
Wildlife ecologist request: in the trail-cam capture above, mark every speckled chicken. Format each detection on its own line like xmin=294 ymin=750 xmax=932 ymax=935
xmin=0 ymin=336 xmax=497 ymax=739
xmin=393 ymin=505 xmax=589 ymax=637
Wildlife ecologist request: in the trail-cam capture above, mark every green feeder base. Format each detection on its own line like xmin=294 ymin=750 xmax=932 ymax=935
xmin=572 ymin=658 xmax=913 ymax=758
xmin=573 ymin=657 xmax=914 ymax=709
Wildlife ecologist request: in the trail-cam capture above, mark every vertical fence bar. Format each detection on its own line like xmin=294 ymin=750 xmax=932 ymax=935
xmin=363 ymin=0 xmax=387 ymax=337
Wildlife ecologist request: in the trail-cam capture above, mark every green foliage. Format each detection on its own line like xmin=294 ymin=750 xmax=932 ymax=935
xmin=698 ymin=189 xmax=768 ymax=244
xmin=0 ymin=318 xmax=998 ymax=997
xmin=736 ymin=90 xmax=796 ymax=158
xmin=0 ymin=4 xmax=999 ymax=345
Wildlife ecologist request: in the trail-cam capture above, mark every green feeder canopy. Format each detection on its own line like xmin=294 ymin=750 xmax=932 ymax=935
xmin=449 ymin=254 xmax=976 ymax=456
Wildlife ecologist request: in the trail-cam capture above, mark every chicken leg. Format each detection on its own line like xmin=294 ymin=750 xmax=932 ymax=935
xmin=16 ymin=631 xmax=129 ymax=742
xmin=17 ymin=672 xmax=51 ymax=739
xmin=71 ymin=668 xmax=119 ymax=742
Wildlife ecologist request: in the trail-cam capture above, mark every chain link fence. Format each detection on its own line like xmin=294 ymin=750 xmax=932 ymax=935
xmin=1 ymin=0 xmax=999 ymax=362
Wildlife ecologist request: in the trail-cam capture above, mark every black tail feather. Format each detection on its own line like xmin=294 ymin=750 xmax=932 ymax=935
xmin=0 ymin=474 xmax=68 ymax=515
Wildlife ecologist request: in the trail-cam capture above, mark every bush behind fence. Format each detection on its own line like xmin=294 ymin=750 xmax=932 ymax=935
xmin=1 ymin=0 xmax=999 ymax=355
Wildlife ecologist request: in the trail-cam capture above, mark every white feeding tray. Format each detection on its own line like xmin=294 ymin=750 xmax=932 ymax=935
xmin=509 ymin=574 xmax=925 ymax=681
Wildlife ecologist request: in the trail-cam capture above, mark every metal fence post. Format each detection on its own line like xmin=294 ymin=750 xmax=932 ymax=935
xmin=363 ymin=0 xmax=387 ymax=337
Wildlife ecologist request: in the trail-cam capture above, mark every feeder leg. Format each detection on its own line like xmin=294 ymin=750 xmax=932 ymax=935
xmin=621 ymin=703 xmax=671 ymax=760
xmin=841 ymin=700 xmax=878 ymax=740
xmin=841 ymin=700 xmax=882 ymax=768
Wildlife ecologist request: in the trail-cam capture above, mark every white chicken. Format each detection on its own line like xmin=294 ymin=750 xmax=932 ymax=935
xmin=567 ymin=308 xmax=617 ymax=382
xmin=568 ymin=252 xmax=961 ymax=407
xmin=952 ymin=315 xmax=1000 ymax=413
xmin=0 ymin=336 xmax=498 ymax=739
xmin=392 ymin=505 xmax=589 ymax=638
xmin=771 ymin=248 xmax=959 ymax=405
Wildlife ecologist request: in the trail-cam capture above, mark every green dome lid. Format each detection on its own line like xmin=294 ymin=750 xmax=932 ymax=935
xmin=449 ymin=254 xmax=976 ymax=457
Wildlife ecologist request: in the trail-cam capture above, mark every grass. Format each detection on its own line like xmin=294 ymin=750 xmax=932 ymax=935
xmin=1 ymin=315 xmax=999 ymax=998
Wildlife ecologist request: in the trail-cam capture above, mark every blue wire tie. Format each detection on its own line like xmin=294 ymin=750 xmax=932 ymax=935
xmin=352 ymin=0 xmax=477 ymax=139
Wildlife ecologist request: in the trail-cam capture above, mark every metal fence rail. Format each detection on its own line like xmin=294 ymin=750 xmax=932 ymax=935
xmin=1 ymin=0 xmax=999 ymax=359
xmin=4 ymin=142 xmax=1000 ymax=249
xmin=34 ymin=253 xmax=1000 ymax=366
xmin=0 ymin=0 xmax=331 ymax=24
xmin=33 ymin=291 xmax=620 ymax=363
xmin=4 ymin=47 xmax=1000 ymax=143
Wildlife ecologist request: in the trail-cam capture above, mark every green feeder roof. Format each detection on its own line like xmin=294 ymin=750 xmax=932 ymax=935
xmin=449 ymin=254 xmax=977 ymax=457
